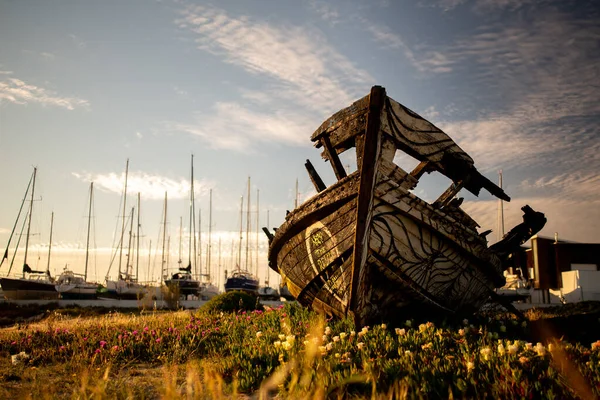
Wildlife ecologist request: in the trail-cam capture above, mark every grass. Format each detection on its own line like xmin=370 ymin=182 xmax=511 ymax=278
xmin=1 ymin=297 xmax=600 ymax=399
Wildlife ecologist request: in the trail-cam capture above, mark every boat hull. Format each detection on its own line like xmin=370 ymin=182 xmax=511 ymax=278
xmin=224 ymin=277 xmax=259 ymax=294
xmin=270 ymin=174 xmax=503 ymax=325
xmin=57 ymin=285 xmax=98 ymax=300
xmin=0 ymin=277 xmax=59 ymax=300
xmin=164 ymin=279 xmax=200 ymax=297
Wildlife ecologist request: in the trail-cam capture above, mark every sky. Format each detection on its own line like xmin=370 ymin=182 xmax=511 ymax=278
xmin=1 ymin=0 xmax=599 ymax=288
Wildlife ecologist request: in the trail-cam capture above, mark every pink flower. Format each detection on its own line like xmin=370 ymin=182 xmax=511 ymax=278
xmin=132 ymin=330 xmax=138 ymax=335
xmin=83 ymin=337 xmax=88 ymax=341
xmin=156 ymin=338 xmax=162 ymax=343
xmin=112 ymin=345 xmax=119 ymax=351
xmin=144 ymin=326 xmax=149 ymax=332
xmin=99 ymin=341 xmax=107 ymax=348
xmin=95 ymin=349 xmax=102 ymax=354
xmin=59 ymin=346 xmax=66 ymax=350
xmin=11 ymin=341 xmax=16 ymax=345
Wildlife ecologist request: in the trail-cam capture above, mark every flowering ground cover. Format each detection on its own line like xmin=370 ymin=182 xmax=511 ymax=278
xmin=1 ymin=297 xmax=599 ymax=399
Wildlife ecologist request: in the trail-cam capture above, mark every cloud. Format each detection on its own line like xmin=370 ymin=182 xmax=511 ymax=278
xmin=177 ymin=5 xmax=373 ymax=112
xmin=307 ymin=0 xmax=340 ymax=24
xmin=0 ymin=70 xmax=13 ymax=75
xmin=69 ymin=33 xmax=87 ymax=49
xmin=170 ymin=102 xmax=312 ymax=152
xmin=360 ymin=20 xmax=454 ymax=73
xmin=135 ymin=131 xmax=143 ymax=139
xmin=462 ymin=196 xmax=600 ymax=244
xmin=72 ymin=171 xmax=214 ymax=200
xmin=0 ymin=77 xmax=90 ymax=110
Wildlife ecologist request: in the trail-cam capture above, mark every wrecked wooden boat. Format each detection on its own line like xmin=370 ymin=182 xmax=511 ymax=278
xmin=265 ymin=86 xmax=546 ymax=326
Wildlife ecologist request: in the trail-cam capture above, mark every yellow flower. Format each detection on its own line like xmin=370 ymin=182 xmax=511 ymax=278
xmin=278 ymin=334 xmax=286 ymax=341
xmin=256 ymin=331 xmax=263 ymax=338
xmin=281 ymin=341 xmax=292 ymax=351
xmin=357 ymin=342 xmax=364 ymax=350
xmin=274 ymin=341 xmax=281 ymax=348
xmin=339 ymin=332 xmax=347 ymax=340
xmin=421 ymin=343 xmax=433 ymax=350
xmin=466 ymin=361 xmax=475 ymax=371
xmin=497 ymin=343 xmax=505 ymax=355
xmin=480 ymin=347 xmax=492 ymax=360
xmin=381 ymin=323 xmax=387 ymax=330
xmin=395 ymin=328 xmax=406 ymax=336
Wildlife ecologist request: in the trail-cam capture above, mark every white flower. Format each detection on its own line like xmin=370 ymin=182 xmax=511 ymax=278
xmin=525 ymin=343 xmax=533 ymax=350
xmin=535 ymin=343 xmax=546 ymax=356
xmin=480 ymin=347 xmax=492 ymax=360
xmin=326 ymin=343 xmax=333 ymax=351
xmin=404 ymin=350 xmax=412 ymax=355
xmin=395 ymin=328 xmax=406 ymax=336
xmin=322 ymin=335 xmax=328 ymax=342
xmin=333 ymin=336 xmax=340 ymax=342
xmin=350 ymin=331 xmax=356 ymax=337
xmin=318 ymin=345 xmax=327 ymax=354
xmin=507 ymin=344 xmax=519 ymax=355
xmin=357 ymin=342 xmax=364 ymax=350
xmin=458 ymin=329 xmax=465 ymax=336
xmin=325 ymin=326 xmax=331 ymax=336
xmin=256 ymin=331 xmax=263 ymax=338
xmin=497 ymin=343 xmax=505 ymax=355
xmin=11 ymin=351 xmax=30 ymax=366
xmin=361 ymin=326 xmax=369 ymax=334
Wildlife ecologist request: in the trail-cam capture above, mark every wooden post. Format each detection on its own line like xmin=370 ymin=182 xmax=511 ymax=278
xmin=321 ymin=135 xmax=348 ymax=180
xmin=348 ymin=85 xmax=385 ymax=324
xmin=305 ymin=159 xmax=327 ymax=192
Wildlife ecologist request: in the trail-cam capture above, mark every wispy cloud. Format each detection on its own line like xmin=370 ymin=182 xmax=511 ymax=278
xmin=360 ymin=20 xmax=454 ymax=73
xmin=170 ymin=102 xmax=311 ymax=152
xmin=307 ymin=0 xmax=341 ymax=24
xmin=462 ymin=196 xmax=600 ymax=244
xmin=0 ymin=77 xmax=90 ymax=110
xmin=177 ymin=5 xmax=372 ymax=112
xmin=72 ymin=171 xmax=214 ymax=200
xmin=173 ymin=4 xmax=374 ymax=152
xmin=69 ymin=33 xmax=87 ymax=49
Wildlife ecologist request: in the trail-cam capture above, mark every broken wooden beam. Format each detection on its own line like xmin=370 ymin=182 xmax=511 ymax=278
xmin=305 ymin=159 xmax=327 ymax=193
xmin=321 ymin=135 xmax=348 ymax=181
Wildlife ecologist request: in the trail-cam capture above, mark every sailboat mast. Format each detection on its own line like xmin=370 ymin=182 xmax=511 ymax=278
xmin=47 ymin=211 xmax=54 ymax=274
xmin=208 ymin=189 xmax=212 ymax=280
xmin=497 ymin=170 xmax=505 ymax=242
xmin=22 ymin=167 xmax=37 ymax=278
xmin=198 ymin=209 xmax=202 ymax=275
xmin=178 ymin=216 xmax=182 ymax=267
xmin=218 ymin=237 xmax=221 ymax=289
xmin=238 ymin=196 xmax=243 ymax=271
xmin=147 ymin=239 xmax=152 ymax=283
xmin=136 ymin=192 xmax=140 ymax=280
xmin=256 ymin=189 xmax=259 ymax=278
xmin=266 ymin=210 xmax=270 ymax=285
xmin=84 ymin=183 xmax=93 ymax=281
xmin=189 ymin=154 xmax=196 ymax=274
xmin=1 ymin=170 xmax=34 ymax=269
xmin=245 ymin=177 xmax=250 ymax=272
xmin=118 ymin=159 xmax=129 ymax=278
xmin=126 ymin=207 xmax=135 ymax=277
xmin=161 ymin=192 xmax=167 ymax=285
xmin=295 ymin=178 xmax=299 ymax=208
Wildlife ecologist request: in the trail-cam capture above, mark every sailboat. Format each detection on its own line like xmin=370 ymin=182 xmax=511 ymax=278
xmin=225 ymin=178 xmax=259 ymax=294
xmin=55 ymin=183 xmax=99 ymax=299
xmin=104 ymin=160 xmax=147 ymax=300
xmin=1 ymin=168 xmax=58 ymax=300
xmin=164 ymin=155 xmax=201 ymax=298
xmin=199 ymin=188 xmax=219 ymax=300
